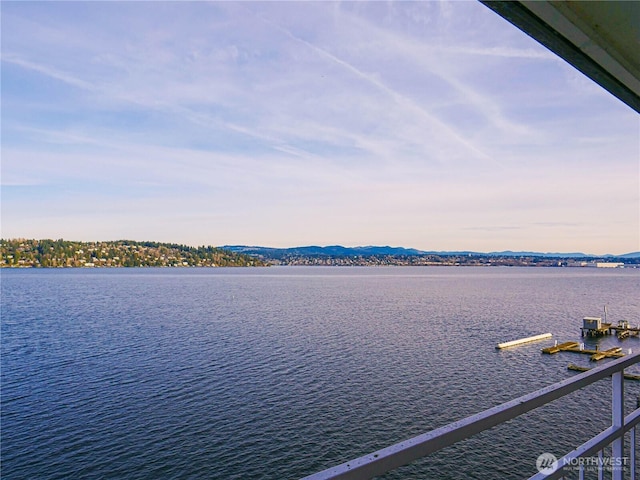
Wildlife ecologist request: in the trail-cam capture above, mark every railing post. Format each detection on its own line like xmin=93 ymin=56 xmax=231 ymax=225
xmin=632 ymin=396 xmax=639 ymax=480
xmin=612 ymin=371 xmax=624 ymax=480
xmin=598 ymin=450 xmax=604 ymax=480
xmin=631 ymin=427 xmax=636 ymax=480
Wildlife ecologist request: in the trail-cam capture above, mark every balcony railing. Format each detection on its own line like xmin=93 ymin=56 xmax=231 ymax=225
xmin=302 ymin=352 xmax=640 ymax=480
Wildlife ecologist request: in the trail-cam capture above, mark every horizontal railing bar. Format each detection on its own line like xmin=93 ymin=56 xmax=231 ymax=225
xmin=302 ymin=352 xmax=640 ymax=480
xmin=529 ymin=408 xmax=640 ymax=480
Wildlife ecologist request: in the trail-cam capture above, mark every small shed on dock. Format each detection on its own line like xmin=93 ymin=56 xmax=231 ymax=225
xmin=581 ymin=316 xmax=612 ymax=337
xmin=583 ymin=317 xmax=602 ymax=330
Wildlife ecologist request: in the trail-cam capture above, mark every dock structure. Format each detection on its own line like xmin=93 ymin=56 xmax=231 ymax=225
xmin=542 ymin=341 xmax=579 ymax=354
xmin=496 ymin=333 xmax=553 ymax=349
xmin=590 ymin=347 xmax=623 ymax=361
xmin=611 ymin=320 xmax=640 ymax=339
xmin=580 ymin=307 xmax=639 ymax=339
xmin=580 ymin=317 xmax=640 ymax=339
xmin=542 ymin=341 xmax=624 ymax=361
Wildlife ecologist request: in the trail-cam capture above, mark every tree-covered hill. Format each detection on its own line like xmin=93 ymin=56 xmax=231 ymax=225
xmin=0 ymin=239 xmax=266 ymax=268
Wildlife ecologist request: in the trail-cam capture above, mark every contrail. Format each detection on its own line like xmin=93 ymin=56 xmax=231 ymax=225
xmin=255 ymin=12 xmax=492 ymax=161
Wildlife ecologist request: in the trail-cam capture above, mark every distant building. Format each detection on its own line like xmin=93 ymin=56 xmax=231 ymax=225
xmin=596 ymin=262 xmax=624 ymax=268
xmin=566 ymin=261 xmax=625 ymax=268
xmin=567 ymin=261 xmax=592 ymax=267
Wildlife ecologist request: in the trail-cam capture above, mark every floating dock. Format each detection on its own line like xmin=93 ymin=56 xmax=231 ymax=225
xmin=496 ymin=333 xmax=553 ymax=349
xmin=542 ymin=342 xmax=624 ymax=361
xmin=567 ymin=363 xmax=640 ymax=380
xmin=541 ymin=341 xmax=579 ymax=354
xmin=591 ymin=347 xmax=623 ymax=361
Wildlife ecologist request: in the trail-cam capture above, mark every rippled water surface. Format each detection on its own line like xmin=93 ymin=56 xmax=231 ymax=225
xmin=2 ymin=267 xmax=639 ymax=479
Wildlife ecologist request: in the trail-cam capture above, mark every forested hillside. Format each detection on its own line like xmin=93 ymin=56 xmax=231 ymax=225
xmin=0 ymin=239 xmax=265 ymax=268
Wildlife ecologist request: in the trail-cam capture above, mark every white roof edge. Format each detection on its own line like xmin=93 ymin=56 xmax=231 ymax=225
xmin=521 ymin=1 xmax=640 ymax=98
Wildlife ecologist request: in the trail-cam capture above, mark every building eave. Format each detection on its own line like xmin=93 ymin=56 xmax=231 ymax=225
xmin=480 ymin=1 xmax=640 ymax=113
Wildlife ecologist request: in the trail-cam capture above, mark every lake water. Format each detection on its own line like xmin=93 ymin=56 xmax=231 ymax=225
xmin=2 ymin=266 xmax=639 ymax=479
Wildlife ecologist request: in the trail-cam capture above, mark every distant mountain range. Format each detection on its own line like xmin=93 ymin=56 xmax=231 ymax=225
xmin=222 ymin=245 xmax=640 ymax=259
xmin=223 ymin=245 xmax=424 ymax=258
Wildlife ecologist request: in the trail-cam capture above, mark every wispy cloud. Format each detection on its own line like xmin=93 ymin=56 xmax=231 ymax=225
xmin=255 ymin=10 xmax=491 ymax=162
xmin=440 ymin=45 xmax=556 ymax=60
xmin=2 ymin=53 xmax=94 ymax=90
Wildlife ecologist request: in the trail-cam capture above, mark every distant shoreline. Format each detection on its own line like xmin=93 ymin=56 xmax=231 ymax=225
xmin=2 ymin=239 xmax=637 ymax=269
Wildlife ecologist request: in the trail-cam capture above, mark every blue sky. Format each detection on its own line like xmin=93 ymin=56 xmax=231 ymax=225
xmin=2 ymin=1 xmax=638 ymax=254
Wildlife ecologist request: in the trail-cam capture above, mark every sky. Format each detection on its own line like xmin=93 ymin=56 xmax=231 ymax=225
xmin=1 ymin=1 xmax=638 ymax=255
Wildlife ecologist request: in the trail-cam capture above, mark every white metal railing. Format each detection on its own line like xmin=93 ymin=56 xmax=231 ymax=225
xmin=302 ymin=352 xmax=640 ymax=480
